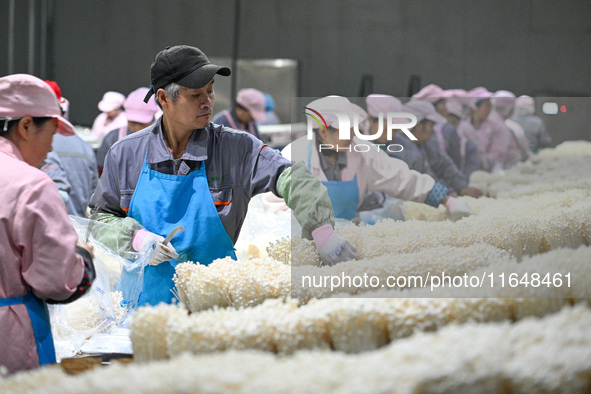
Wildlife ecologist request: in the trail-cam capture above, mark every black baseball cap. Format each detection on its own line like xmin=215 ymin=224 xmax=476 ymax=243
xmin=143 ymin=45 xmax=231 ymax=103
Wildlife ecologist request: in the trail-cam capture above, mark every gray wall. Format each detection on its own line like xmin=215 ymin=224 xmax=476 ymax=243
xmin=2 ymin=0 xmax=591 ymax=128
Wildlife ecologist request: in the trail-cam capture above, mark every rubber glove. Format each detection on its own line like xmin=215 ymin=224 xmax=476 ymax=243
xmin=133 ymin=229 xmax=179 ymax=266
xmin=444 ymin=196 xmax=475 ymax=221
xmin=312 ymin=224 xmax=358 ymax=266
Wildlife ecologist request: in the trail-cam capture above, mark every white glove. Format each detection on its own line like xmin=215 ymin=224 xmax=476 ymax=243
xmin=312 ymin=225 xmax=358 ymax=266
xmin=135 ymin=230 xmax=179 ymax=266
xmin=444 ymin=197 xmax=475 ymax=221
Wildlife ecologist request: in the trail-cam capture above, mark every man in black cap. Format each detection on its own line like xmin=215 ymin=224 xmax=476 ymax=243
xmin=89 ymin=45 xmax=357 ymax=306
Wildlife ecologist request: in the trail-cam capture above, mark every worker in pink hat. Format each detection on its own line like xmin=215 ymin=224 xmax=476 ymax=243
xmin=512 ymin=95 xmax=551 ymax=153
xmin=365 ymin=94 xmax=406 ymax=149
xmin=444 ymin=99 xmax=464 ymax=128
xmin=365 ymin=93 xmax=425 ymax=170
xmin=411 ymin=85 xmax=452 ymax=158
xmin=492 ymin=90 xmax=532 ymax=162
xmin=0 ymin=74 xmax=95 ymax=374
xmin=212 ymin=87 xmax=266 ymax=139
xmin=96 ymin=87 xmax=160 ymax=175
xmin=90 ymin=91 xmax=128 ymax=140
xmin=442 ymin=97 xmax=480 ymax=178
xmin=456 ymin=87 xmax=520 ymax=172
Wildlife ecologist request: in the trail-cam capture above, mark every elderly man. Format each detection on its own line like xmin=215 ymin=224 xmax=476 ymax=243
xmin=89 ymin=45 xmax=355 ymax=306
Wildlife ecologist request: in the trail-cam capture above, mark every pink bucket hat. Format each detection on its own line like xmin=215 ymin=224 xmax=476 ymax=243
xmin=411 ymin=84 xmax=445 ymax=103
xmin=445 ymin=99 xmax=464 ymax=118
xmin=98 ymin=91 xmax=125 ymax=112
xmin=464 ymin=87 xmax=493 ymax=108
xmin=515 ymin=95 xmax=536 ymax=115
xmin=401 ymin=100 xmax=447 ymax=124
xmin=236 ymin=88 xmax=266 ymax=122
xmin=124 ymin=87 xmax=159 ymax=124
xmin=365 ymin=94 xmax=402 ymax=117
xmin=305 ymin=95 xmax=359 ymax=129
xmin=492 ymin=90 xmax=516 ymax=109
xmin=443 ymin=89 xmax=467 ymax=99
xmin=0 ymin=73 xmax=75 ymax=136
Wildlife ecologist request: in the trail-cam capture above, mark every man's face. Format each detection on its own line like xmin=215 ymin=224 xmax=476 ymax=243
xmin=163 ymin=80 xmax=215 ymax=131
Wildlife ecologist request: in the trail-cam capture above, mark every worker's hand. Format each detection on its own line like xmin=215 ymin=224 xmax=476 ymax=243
xmin=149 ymin=241 xmax=179 ymax=266
xmin=134 ymin=229 xmax=179 ymax=266
xmin=312 ymin=224 xmax=358 ymax=266
xmin=459 ymin=187 xmax=484 ymax=198
xmin=444 ymin=196 xmax=475 ymax=221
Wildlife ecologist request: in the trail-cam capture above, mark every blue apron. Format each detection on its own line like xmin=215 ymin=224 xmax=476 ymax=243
xmin=0 ymin=293 xmax=56 ymax=366
xmin=308 ymin=141 xmax=359 ymax=220
xmin=127 ymin=156 xmax=236 ymax=307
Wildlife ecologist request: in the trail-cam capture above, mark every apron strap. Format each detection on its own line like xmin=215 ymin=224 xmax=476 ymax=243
xmin=0 ymin=295 xmax=26 ymax=307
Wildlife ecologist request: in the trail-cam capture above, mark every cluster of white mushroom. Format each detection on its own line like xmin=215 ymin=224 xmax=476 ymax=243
xmin=339 ymin=188 xmax=591 ymax=261
xmin=173 ymin=257 xmax=291 ymax=312
xmin=173 ymin=244 xmax=509 ymax=310
xmin=3 ymin=304 xmax=591 ymax=393
xmin=469 ymin=140 xmax=591 ymax=198
xmin=132 ymin=244 xmax=590 ymax=360
xmin=266 ymin=236 xmax=321 ymax=267
xmin=264 ymin=193 xmax=590 ymax=267
xmin=291 ymin=243 xmax=509 ymax=300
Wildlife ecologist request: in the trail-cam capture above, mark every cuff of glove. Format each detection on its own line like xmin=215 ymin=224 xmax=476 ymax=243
xmin=311 ymin=224 xmax=334 ymax=249
xmin=47 ymin=246 xmax=96 ymax=305
xmin=132 ymin=229 xmax=150 ymax=252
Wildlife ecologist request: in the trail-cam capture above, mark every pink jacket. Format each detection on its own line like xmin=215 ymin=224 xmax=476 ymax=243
xmin=457 ymin=112 xmax=520 ymax=172
xmin=0 ymin=138 xmax=84 ymax=373
xmin=91 ymin=111 xmax=128 ymax=139
xmin=282 ymin=135 xmax=435 ymax=209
